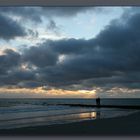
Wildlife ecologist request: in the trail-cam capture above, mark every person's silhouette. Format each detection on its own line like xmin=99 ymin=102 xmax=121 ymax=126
xmin=96 ymin=97 xmax=100 ymax=107
xmin=96 ymin=111 xmax=101 ymax=119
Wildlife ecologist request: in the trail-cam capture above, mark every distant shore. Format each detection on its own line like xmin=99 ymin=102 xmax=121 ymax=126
xmin=0 ymin=110 xmax=140 ymax=136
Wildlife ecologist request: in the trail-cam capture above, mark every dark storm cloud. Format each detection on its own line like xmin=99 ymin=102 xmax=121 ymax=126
xmin=0 ymin=49 xmax=21 ymax=75
xmin=1 ymin=7 xmax=140 ymax=91
xmin=25 ymin=8 xmax=140 ymax=89
xmin=46 ymin=38 xmax=90 ymax=54
xmin=0 ymin=7 xmax=103 ymax=23
xmin=0 ymin=7 xmax=42 ymax=23
xmin=78 ymin=73 xmax=140 ymax=89
xmin=41 ymin=7 xmax=95 ymax=17
xmin=94 ymin=12 xmax=140 ymax=72
xmin=0 ymin=49 xmax=23 ymax=86
xmin=11 ymin=70 xmax=35 ymax=81
xmin=0 ymin=14 xmax=26 ymax=40
xmin=19 ymin=38 xmax=114 ymax=88
xmin=0 ymin=70 xmax=36 ymax=86
xmin=17 ymin=81 xmax=44 ymax=88
xmin=23 ymin=44 xmax=58 ymax=67
xmin=0 ymin=49 xmax=36 ymax=87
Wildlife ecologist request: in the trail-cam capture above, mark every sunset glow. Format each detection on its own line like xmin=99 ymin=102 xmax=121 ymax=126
xmin=0 ymin=87 xmax=97 ymax=98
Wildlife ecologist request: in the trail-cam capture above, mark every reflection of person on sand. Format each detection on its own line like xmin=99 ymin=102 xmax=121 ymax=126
xmin=96 ymin=97 xmax=101 ymax=119
xmin=96 ymin=97 xmax=100 ymax=107
xmin=96 ymin=111 xmax=100 ymax=119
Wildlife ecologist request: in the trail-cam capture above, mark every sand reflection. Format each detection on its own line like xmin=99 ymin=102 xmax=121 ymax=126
xmin=79 ymin=112 xmax=97 ymax=120
xmin=0 ymin=111 xmax=100 ymax=129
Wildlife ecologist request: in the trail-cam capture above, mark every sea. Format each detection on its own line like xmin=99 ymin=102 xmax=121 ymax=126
xmin=0 ymin=98 xmax=140 ymax=129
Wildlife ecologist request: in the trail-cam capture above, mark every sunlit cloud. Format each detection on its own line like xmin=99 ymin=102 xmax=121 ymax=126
xmin=0 ymin=87 xmax=97 ymax=98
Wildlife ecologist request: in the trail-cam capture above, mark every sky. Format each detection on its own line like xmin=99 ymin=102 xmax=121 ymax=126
xmin=0 ymin=6 xmax=140 ymax=98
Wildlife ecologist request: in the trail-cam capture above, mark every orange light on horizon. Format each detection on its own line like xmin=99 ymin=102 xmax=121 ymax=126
xmin=0 ymin=86 xmax=97 ymax=98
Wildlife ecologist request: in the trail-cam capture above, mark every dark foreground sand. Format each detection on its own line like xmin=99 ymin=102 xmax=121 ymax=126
xmin=0 ymin=111 xmax=140 ymax=136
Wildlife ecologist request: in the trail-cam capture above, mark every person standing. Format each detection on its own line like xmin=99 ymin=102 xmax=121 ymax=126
xmin=96 ymin=97 xmax=100 ymax=107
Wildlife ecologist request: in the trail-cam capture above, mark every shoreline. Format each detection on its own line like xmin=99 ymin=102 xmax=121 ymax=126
xmin=0 ymin=110 xmax=140 ymax=136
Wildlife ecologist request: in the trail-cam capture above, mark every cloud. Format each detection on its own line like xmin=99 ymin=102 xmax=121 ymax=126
xmin=27 ymin=29 xmax=39 ymax=38
xmin=41 ymin=7 xmax=94 ymax=17
xmin=0 ymin=49 xmax=21 ymax=75
xmin=22 ymin=8 xmax=140 ymax=90
xmin=0 ymin=14 xmax=26 ymax=40
xmin=0 ymin=7 xmax=104 ymax=23
xmin=47 ymin=20 xmax=60 ymax=35
xmin=1 ymin=7 xmax=140 ymax=95
xmin=47 ymin=20 xmax=58 ymax=30
xmin=23 ymin=44 xmax=58 ymax=67
xmin=0 ymin=7 xmax=42 ymax=23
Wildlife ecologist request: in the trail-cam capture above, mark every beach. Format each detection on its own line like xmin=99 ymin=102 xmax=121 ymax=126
xmin=0 ymin=110 xmax=140 ymax=136
xmin=0 ymin=98 xmax=140 ymax=136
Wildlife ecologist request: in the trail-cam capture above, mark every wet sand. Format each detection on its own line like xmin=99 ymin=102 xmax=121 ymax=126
xmin=0 ymin=110 xmax=140 ymax=136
